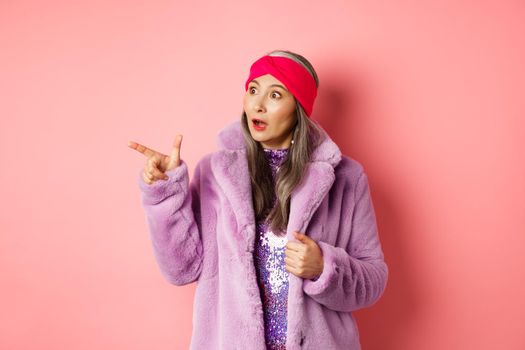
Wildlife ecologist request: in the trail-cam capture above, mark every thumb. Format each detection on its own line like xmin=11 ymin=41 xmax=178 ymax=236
xmin=293 ymin=231 xmax=309 ymax=243
xmin=167 ymin=134 xmax=183 ymax=170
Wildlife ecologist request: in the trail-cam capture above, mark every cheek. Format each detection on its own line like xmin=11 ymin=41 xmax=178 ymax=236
xmin=273 ymin=110 xmax=296 ymax=129
xmin=271 ymin=103 xmax=292 ymax=118
xmin=273 ymin=100 xmax=296 ymax=122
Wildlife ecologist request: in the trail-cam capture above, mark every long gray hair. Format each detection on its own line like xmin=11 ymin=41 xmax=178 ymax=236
xmin=240 ymin=49 xmax=325 ymax=237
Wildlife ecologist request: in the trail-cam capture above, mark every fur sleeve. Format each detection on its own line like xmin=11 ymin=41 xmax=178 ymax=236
xmin=302 ymin=172 xmax=388 ymax=312
xmin=137 ymin=158 xmax=203 ymax=286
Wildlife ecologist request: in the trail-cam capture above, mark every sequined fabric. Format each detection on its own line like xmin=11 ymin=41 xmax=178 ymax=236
xmin=254 ymin=147 xmax=290 ymax=350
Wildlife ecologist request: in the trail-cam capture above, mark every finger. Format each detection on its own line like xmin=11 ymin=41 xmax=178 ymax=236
xmin=143 ymin=168 xmax=154 ymax=181
xmin=147 ymin=154 xmax=161 ymax=170
xmin=148 ymin=157 xmax=168 ymax=180
xmin=287 ymin=253 xmax=306 ymax=270
xmin=168 ymin=134 xmax=183 ymax=169
xmin=294 ymin=231 xmax=310 ymax=242
xmin=285 ymin=258 xmax=299 ymax=275
xmin=142 ymin=170 xmax=153 ymax=184
xmin=150 ymin=165 xmax=169 ymax=180
xmin=285 ymin=248 xmax=303 ymax=261
xmin=286 ymin=241 xmax=304 ymax=252
xmin=285 ymin=257 xmax=294 ymax=269
xmin=128 ymin=141 xmax=163 ymax=159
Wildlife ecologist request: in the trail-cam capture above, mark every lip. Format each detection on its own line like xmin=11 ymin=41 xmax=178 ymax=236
xmin=251 ymin=117 xmax=267 ymax=131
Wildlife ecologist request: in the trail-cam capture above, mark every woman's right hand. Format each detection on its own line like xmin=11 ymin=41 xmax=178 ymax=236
xmin=128 ymin=135 xmax=183 ymax=185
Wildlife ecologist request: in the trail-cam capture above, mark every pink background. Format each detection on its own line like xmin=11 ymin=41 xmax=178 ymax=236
xmin=1 ymin=1 xmax=524 ymax=349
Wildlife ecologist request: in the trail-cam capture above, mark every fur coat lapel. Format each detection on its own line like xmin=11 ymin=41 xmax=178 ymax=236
xmin=210 ymin=119 xmax=342 ymax=252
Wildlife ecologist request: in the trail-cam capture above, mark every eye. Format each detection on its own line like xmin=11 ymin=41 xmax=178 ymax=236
xmin=271 ymin=91 xmax=282 ymax=98
xmin=249 ymin=87 xmax=256 ymax=94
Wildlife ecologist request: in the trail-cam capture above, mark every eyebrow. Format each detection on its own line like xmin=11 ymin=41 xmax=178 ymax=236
xmin=250 ymin=79 xmax=288 ymax=91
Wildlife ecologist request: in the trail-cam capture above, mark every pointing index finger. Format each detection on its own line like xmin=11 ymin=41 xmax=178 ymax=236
xmin=127 ymin=141 xmax=158 ymax=158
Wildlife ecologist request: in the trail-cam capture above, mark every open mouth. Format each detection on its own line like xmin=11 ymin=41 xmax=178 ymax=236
xmin=252 ymin=118 xmax=267 ymax=130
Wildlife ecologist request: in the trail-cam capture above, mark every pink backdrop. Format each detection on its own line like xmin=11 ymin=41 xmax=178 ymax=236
xmin=1 ymin=1 xmax=524 ymax=349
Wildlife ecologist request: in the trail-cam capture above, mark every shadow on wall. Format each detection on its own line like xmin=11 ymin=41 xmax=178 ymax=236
xmin=315 ymin=57 xmax=422 ymax=350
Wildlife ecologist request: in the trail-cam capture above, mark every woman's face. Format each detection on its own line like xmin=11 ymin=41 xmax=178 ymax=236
xmin=243 ymin=74 xmax=297 ymax=149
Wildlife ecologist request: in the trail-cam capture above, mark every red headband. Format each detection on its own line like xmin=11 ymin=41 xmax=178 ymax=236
xmin=244 ymin=55 xmax=317 ymax=117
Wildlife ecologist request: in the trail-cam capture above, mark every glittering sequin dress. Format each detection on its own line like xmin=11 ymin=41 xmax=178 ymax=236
xmin=253 ymin=147 xmax=290 ymax=350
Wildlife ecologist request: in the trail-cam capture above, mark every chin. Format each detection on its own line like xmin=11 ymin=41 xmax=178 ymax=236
xmin=248 ymin=132 xmax=266 ymax=143
xmin=250 ymin=134 xmax=265 ymax=143
xmin=248 ymin=128 xmax=265 ymax=140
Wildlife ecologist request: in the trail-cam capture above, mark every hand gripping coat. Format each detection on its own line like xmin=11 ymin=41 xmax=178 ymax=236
xmin=137 ymin=119 xmax=389 ymax=349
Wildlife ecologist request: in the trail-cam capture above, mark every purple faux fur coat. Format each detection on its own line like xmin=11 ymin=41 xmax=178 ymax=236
xmin=137 ymin=119 xmax=388 ymax=349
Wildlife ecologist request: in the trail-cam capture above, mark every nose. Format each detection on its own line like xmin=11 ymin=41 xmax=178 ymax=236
xmin=253 ymin=94 xmax=266 ymax=114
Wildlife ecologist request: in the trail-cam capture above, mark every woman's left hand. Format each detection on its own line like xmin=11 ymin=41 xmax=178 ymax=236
xmin=285 ymin=231 xmax=324 ymax=280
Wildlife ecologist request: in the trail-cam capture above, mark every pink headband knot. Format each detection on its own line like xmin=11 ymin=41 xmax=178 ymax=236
xmin=244 ymin=55 xmax=317 ymax=117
